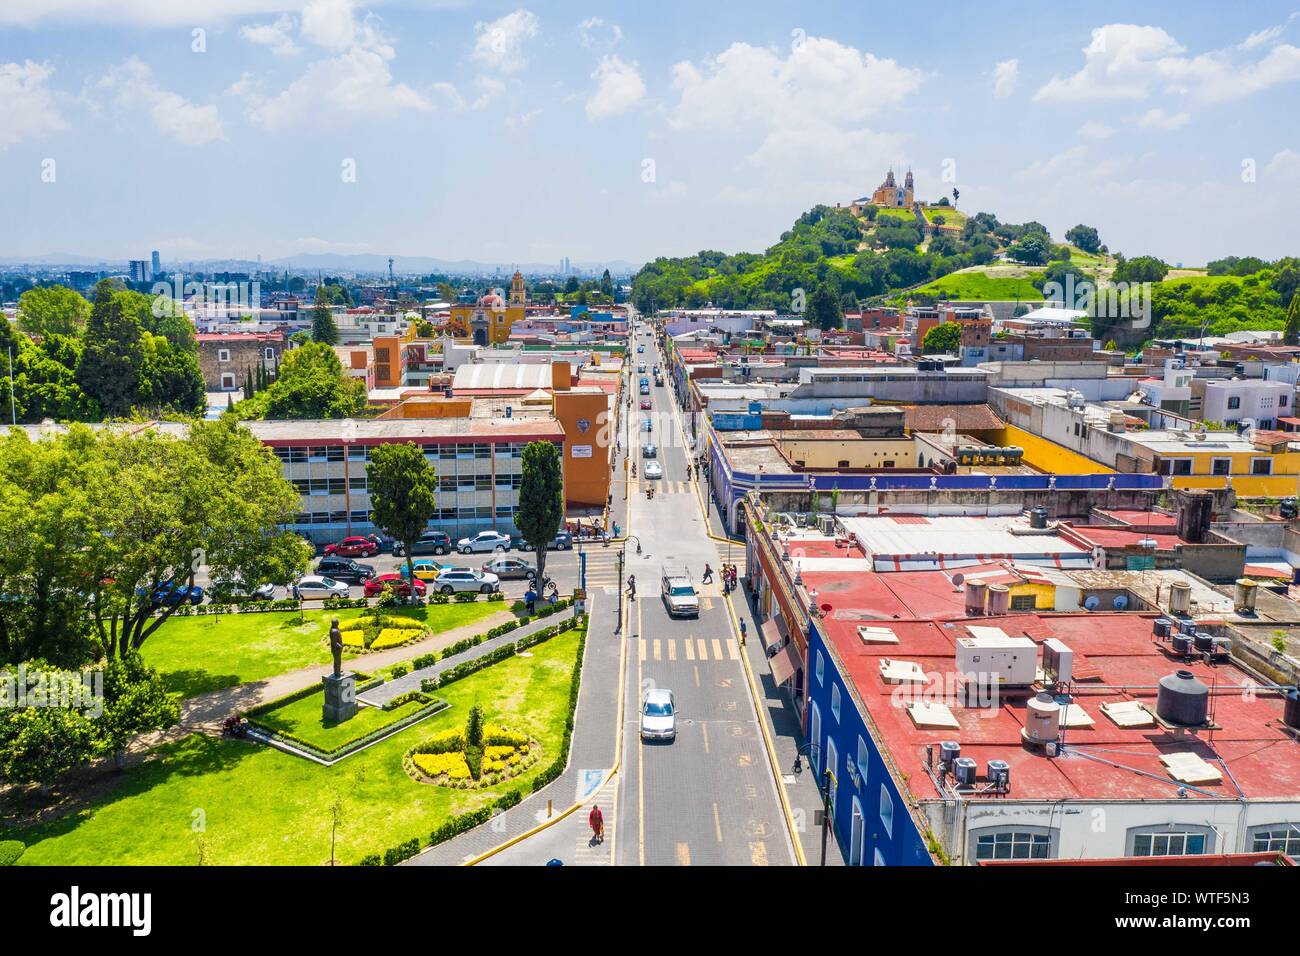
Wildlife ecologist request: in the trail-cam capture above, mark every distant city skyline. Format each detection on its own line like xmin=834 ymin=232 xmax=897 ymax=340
xmin=1 ymin=1 xmax=1299 ymax=266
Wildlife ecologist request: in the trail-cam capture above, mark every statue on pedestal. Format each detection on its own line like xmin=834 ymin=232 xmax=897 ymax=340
xmin=329 ymin=617 xmax=343 ymax=677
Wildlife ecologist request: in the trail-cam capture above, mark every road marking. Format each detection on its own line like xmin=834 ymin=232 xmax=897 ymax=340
xmin=638 ymin=638 xmax=646 ymax=662
xmin=697 ymin=638 xmax=708 ymax=660
xmin=737 ymin=753 xmax=753 ymax=768
xmin=676 ymin=842 xmax=691 ymax=866
xmin=667 ymin=639 xmax=677 ymax=661
xmin=694 ymin=665 xmax=700 ymax=687
xmin=701 ymin=596 xmax=713 ymax=612
xmin=701 ymin=720 xmax=710 ymax=754
xmin=684 ymin=637 xmax=695 ymax=661
xmin=652 ymin=639 xmax=661 ymax=661
xmin=727 ymin=640 xmax=739 ymax=660
xmin=711 ymin=638 xmax=723 ymax=660
xmin=750 ymin=841 xmax=769 ymax=866
xmin=712 ymin=803 xmax=723 ymax=843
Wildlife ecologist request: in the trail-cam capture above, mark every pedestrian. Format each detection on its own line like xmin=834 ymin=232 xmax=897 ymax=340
xmin=739 ymin=619 xmax=747 ymax=644
xmin=524 ymin=585 xmax=537 ymax=615
xmin=626 ymin=575 xmax=637 ymax=600
xmin=702 ymin=563 xmax=714 ymax=584
xmin=589 ymin=804 xmax=604 ymax=845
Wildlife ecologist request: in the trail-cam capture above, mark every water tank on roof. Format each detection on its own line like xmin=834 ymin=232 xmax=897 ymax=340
xmin=1029 ymin=507 xmax=1048 ymax=530
xmin=965 ymin=581 xmax=987 ymax=617
xmin=1156 ymin=670 xmax=1209 ymax=727
xmin=954 ymin=756 xmax=978 ymax=787
xmin=987 ymin=584 xmax=1010 ymax=616
xmin=1023 ymin=693 xmax=1061 ymax=746
xmin=1284 ymin=688 xmax=1300 ymax=731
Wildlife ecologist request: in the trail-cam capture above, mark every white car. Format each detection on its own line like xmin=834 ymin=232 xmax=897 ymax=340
xmin=640 ymin=689 xmax=677 ymax=742
xmin=291 ymin=575 xmax=351 ymax=601
xmin=435 ymin=567 xmax=501 ymax=594
xmin=643 ymin=461 xmax=663 ymax=479
xmin=457 ymin=530 xmax=512 ymax=554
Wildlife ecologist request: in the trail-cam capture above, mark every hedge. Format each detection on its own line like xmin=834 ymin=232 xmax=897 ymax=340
xmin=361 ymin=788 xmax=525 ymax=866
xmin=529 ymin=622 xmax=586 ymax=793
xmin=248 ymin=698 xmax=449 ymax=761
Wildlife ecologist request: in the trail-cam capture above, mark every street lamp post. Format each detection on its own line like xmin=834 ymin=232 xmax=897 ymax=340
xmin=820 ymin=768 xmax=836 ymax=867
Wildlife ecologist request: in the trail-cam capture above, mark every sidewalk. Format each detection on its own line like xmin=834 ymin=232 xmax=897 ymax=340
xmin=409 ymin=588 xmax=624 ymax=866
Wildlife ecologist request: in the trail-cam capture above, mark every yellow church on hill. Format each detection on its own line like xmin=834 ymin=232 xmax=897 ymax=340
xmin=849 ymin=168 xmax=915 ymax=214
xmin=446 ymin=271 xmax=527 ymax=345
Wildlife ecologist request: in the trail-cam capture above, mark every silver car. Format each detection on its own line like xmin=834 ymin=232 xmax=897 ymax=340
xmin=291 ymin=575 xmax=351 ymax=601
xmin=457 ymin=530 xmax=512 ymax=554
xmin=643 ymin=461 xmax=663 ymax=480
xmin=640 ymin=689 xmax=676 ymax=742
xmin=434 ymin=567 xmax=501 ymax=594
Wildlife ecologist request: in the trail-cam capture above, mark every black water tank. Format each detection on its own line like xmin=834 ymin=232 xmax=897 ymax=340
xmin=1284 ymin=688 xmax=1300 ymax=731
xmin=1153 ymin=618 xmax=1171 ymax=639
xmin=1030 ymin=507 xmax=1048 ymax=530
xmin=1157 ymin=670 xmax=1209 ymax=726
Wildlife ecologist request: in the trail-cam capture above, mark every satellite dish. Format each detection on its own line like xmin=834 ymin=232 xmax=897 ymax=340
xmin=1113 ymin=595 xmax=1129 ymax=610
xmin=951 ymin=572 xmax=966 ymax=588
xmin=1084 ymin=596 xmax=1101 ymax=611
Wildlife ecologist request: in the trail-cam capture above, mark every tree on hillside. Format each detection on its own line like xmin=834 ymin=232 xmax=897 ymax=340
xmin=17 ymin=285 xmax=91 ymax=339
xmin=1113 ymin=255 xmax=1169 ymax=284
xmin=367 ymin=443 xmax=438 ymax=597
xmin=1284 ymin=292 xmax=1300 ymax=346
xmin=1007 ymin=232 xmax=1051 ymax=266
xmin=516 ymin=441 xmax=564 ymax=590
xmin=1065 ymin=224 xmax=1102 ymax=254
xmin=311 ymin=291 xmax=339 ymax=345
xmin=808 ymin=284 xmax=844 ymax=331
xmin=76 ymin=281 xmax=144 ymax=417
xmin=922 ymin=322 xmax=962 ymax=355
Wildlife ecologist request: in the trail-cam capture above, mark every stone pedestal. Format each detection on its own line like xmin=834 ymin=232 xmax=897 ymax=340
xmin=322 ymin=672 xmax=357 ymax=724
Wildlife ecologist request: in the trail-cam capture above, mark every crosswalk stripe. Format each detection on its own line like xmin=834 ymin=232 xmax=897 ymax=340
xmin=653 ymin=639 xmax=661 ymax=661
xmin=676 ymin=842 xmax=691 ymax=866
xmin=697 ymin=638 xmax=708 ymax=660
xmin=667 ymin=639 xmax=677 ymax=661
xmin=727 ymin=640 xmax=739 ymax=660
xmin=638 ymin=638 xmax=646 ymax=662
xmin=711 ymin=638 xmax=723 ymax=660
xmin=684 ymin=638 xmax=695 ymax=661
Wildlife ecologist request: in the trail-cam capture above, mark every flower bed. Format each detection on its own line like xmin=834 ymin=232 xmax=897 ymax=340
xmin=404 ymin=721 xmax=539 ymax=789
xmin=331 ymin=611 xmax=430 ymax=653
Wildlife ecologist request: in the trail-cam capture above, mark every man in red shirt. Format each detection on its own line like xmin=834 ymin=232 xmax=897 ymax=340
xmin=588 ymin=805 xmax=604 ymax=845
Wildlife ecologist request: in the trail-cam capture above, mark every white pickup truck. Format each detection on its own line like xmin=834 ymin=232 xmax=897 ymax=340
xmin=660 ymin=568 xmax=700 ymax=618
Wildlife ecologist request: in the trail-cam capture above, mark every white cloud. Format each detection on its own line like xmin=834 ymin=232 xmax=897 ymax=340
xmin=1134 ymin=107 xmax=1191 ymax=130
xmin=249 ymin=45 xmax=428 ymax=127
xmin=1240 ymin=13 xmax=1298 ymax=50
xmin=585 ymin=55 xmax=645 ymax=120
xmin=0 ymin=60 xmax=68 ymax=149
xmin=241 ymin=14 xmax=300 ymax=55
xmin=504 ymin=108 xmax=542 ymax=130
xmin=0 ymin=1 xmax=307 ymax=26
xmin=577 ymin=16 xmax=622 ymax=50
xmin=470 ymin=9 xmax=539 ymax=74
xmin=432 ymin=75 xmax=504 ymax=112
xmin=92 ymin=58 xmax=223 ymax=146
xmin=1266 ymin=148 xmax=1300 ymax=175
xmin=1035 ymin=23 xmax=1300 ymax=103
xmin=1077 ymin=120 xmax=1116 ymax=140
xmin=992 ymin=58 xmax=1019 ymax=98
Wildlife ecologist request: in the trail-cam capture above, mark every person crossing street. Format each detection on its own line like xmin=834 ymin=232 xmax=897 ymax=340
xmin=589 ymin=805 xmax=604 ymax=845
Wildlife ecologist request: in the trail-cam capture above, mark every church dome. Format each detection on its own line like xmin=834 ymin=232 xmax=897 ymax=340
xmin=478 ymin=292 xmax=505 ymax=307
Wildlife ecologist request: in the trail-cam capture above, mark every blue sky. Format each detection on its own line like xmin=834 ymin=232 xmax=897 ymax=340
xmin=1 ymin=0 xmax=1298 ymax=268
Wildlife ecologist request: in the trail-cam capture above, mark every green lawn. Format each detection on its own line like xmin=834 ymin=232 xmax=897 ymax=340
xmin=250 ymin=692 xmax=432 ymax=754
xmin=912 ymin=269 xmax=1047 ymax=301
xmin=143 ymin=602 xmax=509 ymax=699
xmin=4 ymin=628 xmax=583 ymax=866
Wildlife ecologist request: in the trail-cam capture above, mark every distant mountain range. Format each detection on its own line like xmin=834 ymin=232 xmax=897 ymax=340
xmin=0 ymin=252 xmax=642 ymax=277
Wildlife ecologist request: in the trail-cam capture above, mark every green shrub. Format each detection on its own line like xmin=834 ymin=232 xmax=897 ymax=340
xmin=431 ymin=594 xmax=450 ymax=604
xmin=413 ymin=652 xmax=437 ymax=669
xmin=388 ymin=661 xmax=412 ymax=678
xmin=454 ymin=591 xmax=478 ymax=603
xmin=383 ymin=837 xmax=421 ymax=866
xmin=359 ymin=853 xmax=382 ymax=867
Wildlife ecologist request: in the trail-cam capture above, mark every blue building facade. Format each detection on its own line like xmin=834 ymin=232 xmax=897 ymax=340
xmin=804 ymin=617 xmax=935 ymax=866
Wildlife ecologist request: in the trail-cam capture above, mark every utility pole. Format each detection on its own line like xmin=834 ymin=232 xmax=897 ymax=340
xmin=615 ymin=547 xmax=624 ymax=633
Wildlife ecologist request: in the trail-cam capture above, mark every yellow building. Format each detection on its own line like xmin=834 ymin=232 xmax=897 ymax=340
xmin=447 ymin=291 xmax=525 ymax=346
xmin=1123 ymin=429 xmax=1300 ymax=497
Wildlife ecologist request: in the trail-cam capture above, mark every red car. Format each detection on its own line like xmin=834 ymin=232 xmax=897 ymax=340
xmin=325 ymin=535 xmax=381 ymax=558
xmin=639 ymin=399 xmax=652 ymax=410
xmin=363 ymin=573 xmax=427 ymax=598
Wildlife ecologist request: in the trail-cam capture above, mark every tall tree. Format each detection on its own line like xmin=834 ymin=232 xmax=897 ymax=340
xmin=76 ymin=281 xmax=144 ymax=417
xmin=922 ymin=322 xmax=962 ymax=354
xmin=515 ymin=441 xmax=564 ymax=589
xmin=599 ymin=269 xmax=614 ymax=301
xmin=236 ymin=342 xmax=365 ymax=420
xmin=1064 ymin=224 xmax=1102 ymax=254
xmin=1284 ymin=292 xmax=1300 ymax=347
xmin=367 ymin=443 xmax=438 ymax=596
xmin=311 ymin=291 xmax=340 ymax=345
xmin=808 ymin=284 xmax=843 ymax=331
xmin=16 ymin=285 xmax=91 ymax=339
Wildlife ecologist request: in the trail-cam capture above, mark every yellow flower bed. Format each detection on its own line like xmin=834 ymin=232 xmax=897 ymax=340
xmin=412 ymin=752 xmax=471 ymax=780
xmin=485 ymin=725 xmax=528 ymax=747
xmin=370 ymin=627 xmax=423 ymax=650
xmin=484 ymin=745 xmax=517 ymax=761
xmin=338 ymin=630 xmax=365 ymax=648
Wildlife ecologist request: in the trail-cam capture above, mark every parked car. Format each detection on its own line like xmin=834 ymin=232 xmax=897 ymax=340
xmin=208 ymin=578 xmax=276 ymax=602
xmin=291 ymin=575 xmax=351 ymax=601
xmin=392 ymin=531 xmax=452 ymax=557
xmin=323 ymin=535 xmax=381 ymax=558
xmin=637 ymin=362 xmax=647 ymax=373
xmin=642 ymin=442 xmax=657 ymax=458
xmin=640 ymin=689 xmax=677 ymax=742
xmin=643 ymin=461 xmax=663 ymax=480
xmin=363 ymin=573 xmax=427 ymax=599
xmin=482 ymin=556 xmax=536 ymax=580
xmin=140 ymin=580 xmax=205 ymax=608
xmin=457 ymin=530 xmax=513 ymax=554
xmin=640 ymin=398 xmax=652 ymax=410
xmin=661 ymin=571 xmax=699 ymax=618
xmin=315 ymin=556 xmax=376 ymax=584
xmin=398 ymin=558 xmax=446 ymax=582
xmin=519 ymin=530 xmax=573 ymax=551
xmin=434 ymin=567 xmax=501 ymax=594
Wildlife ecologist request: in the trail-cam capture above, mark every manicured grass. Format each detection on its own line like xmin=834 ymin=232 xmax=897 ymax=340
xmin=912 ymin=268 xmax=1047 ymax=301
xmin=4 ymin=628 xmax=583 ymax=866
xmin=143 ymin=602 xmax=508 ymax=699
xmin=250 ymin=692 xmax=430 ymax=753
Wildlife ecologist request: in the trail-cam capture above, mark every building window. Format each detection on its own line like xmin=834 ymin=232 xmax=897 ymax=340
xmin=830 ymin=683 xmax=841 ymax=723
xmin=1252 ymin=458 xmax=1273 ymax=476
xmin=815 ymin=650 xmax=824 ymax=686
xmin=1126 ymin=824 xmax=1215 ymax=857
xmin=972 ymin=826 xmax=1056 ymax=861
xmin=1010 ymin=594 xmax=1036 ymax=610
xmin=873 ymin=849 xmax=886 ymax=867
xmin=1211 ymin=458 xmax=1231 ymax=476
xmin=218 ymin=349 xmax=230 ymax=362
xmin=879 ymin=786 xmax=894 ymax=838
xmin=220 ymin=373 xmax=236 ymax=390
xmin=264 ymin=347 xmax=275 ymax=361
xmin=856 ymin=736 xmax=869 ymax=786
xmin=1248 ymin=823 xmax=1300 ymax=858
xmin=1228 ymin=396 xmax=1241 ymax=410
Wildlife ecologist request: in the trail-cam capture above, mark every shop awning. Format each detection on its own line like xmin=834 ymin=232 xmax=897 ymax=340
xmin=760 ymin=619 xmax=783 ymax=651
xmin=769 ymin=644 xmax=800 ymax=686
